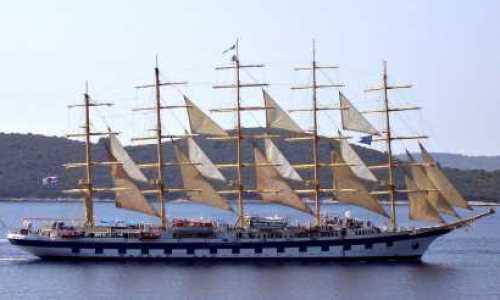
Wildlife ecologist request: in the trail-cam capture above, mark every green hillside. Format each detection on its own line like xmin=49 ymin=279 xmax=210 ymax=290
xmin=0 ymin=130 xmax=498 ymax=202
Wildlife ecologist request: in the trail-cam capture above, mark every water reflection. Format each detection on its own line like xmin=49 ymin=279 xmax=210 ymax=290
xmin=0 ymin=201 xmax=499 ymax=300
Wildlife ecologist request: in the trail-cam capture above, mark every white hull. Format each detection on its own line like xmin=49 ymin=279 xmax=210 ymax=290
xmin=8 ymin=205 xmax=494 ymax=261
xmin=8 ymin=231 xmax=442 ymax=260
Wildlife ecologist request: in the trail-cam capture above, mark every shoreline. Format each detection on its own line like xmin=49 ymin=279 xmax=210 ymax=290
xmin=0 ymin=198 xmax=498 ymax=207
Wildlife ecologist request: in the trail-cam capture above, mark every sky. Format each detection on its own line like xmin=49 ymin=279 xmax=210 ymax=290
xmin=0 ymin=0 xmax=499 ymax=156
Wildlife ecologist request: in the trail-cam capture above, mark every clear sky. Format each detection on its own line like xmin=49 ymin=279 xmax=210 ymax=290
xmin=1 ymin=0 xmax=499 ymax=155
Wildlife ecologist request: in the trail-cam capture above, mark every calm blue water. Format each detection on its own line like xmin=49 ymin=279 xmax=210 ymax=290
xmin=0 ymin=201 xmax=499 ymax=300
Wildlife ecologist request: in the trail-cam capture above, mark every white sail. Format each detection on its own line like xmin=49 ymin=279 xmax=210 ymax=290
xmin=404 ymin=151 xmax=458 ymax=217
xmin=109 ymin=134 xmax=148 ymax=183
xmin=419 ymin=143 xmax=471 ymax=210
xmin=263 ymin=89 xmax=304 ymax=133
xmin=405 ymin=175 xmax=444 ymax=223
xmin=184 ymin=96 xmax=228 ymax=136
xmin=110 ymin=162 xmax=160 ymax=217
xmin=107 ymin=136 xmax=159 ymax=217
xmin=175 ymin=145 xmax=232 ymax=212
xmin=187 ymin=137 xmax=226 ymax=182
xmin=339 ymin=92 xmax=380 ymax=135
xmin=332 ymin=151 xmax=388 ymax=217
xmin=340 ymin=138 xmax=377 ymax=182
xmin=264 ymin=138 xmax=303 ymax=182
xmin=254 ymin=147 xmax=312 ymax=214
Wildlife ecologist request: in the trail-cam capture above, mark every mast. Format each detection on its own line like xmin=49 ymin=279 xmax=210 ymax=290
xmin=291 ymin=40 xmax=343 ymax=226
xmin=83 ymin=82 xmax=93 ymax=227
xmin=365 ymin=61 xmax=416 ymax=231
xmin=311 ymin=41 xmax=321 ymax=227
xmin=63 ymin=82 xmax=115 ymax=228
xmin=382 ymin=61 xmax=397 ymax=230
xmin=234 ymin=40 xmax=244 ymax=227
xmin=133 ymin=57 xmax=187 ymax=230
xmin=213 ymin=39 xmax=268 ymax=228
xmin=154 ymin=58 xmax=167 ymax=229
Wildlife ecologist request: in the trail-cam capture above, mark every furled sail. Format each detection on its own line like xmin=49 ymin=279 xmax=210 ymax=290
xmin=175 ymin=145 xmax=232 ymax=212
xmin=332 ymin=151 xmax=388 ymax=217
xmin=254 ymin=147 xmax=312 ymax=214
xmin=263 ymin=89 xmax=304 ymax=133
xmin=339 ymin=138 xmax=377 ymax=182
xmin=264 ymin=138 xmax=303 ymax=182
xmin=339 ymin=92 xmax=380 ymax=135
xmin=109 ymin=134 xmax=148 ymax=183
xmin=187 ymin=137 xmax=226 ymax=182
xmin=405 ymin=175 xmax=444 ymax=223
xmin=107 ymin=135 xmax=159 ymax=217
xmin=184 ymin=96 xmax=228 ymax=136
xmin=404 ymin=151 xmax=458 ymax=216
xmin=419 ymin=143 xmax=472 ymax=210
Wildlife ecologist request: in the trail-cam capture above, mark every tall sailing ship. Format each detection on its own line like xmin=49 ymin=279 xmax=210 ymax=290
xmin=7 ymin=41 xmax=494 ymax=260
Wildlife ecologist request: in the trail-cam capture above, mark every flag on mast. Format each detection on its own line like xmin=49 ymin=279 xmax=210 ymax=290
xmin=358 ymin=135 xmax=373 ymax=145
xmin=222 ymin=44 xmax=236 ymax=54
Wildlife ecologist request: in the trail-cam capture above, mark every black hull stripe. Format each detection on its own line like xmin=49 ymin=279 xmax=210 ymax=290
xmin=37 ymin=255 xmax=423 ymax=262
xmin=9 ymin=228 xmax=450 ymax=250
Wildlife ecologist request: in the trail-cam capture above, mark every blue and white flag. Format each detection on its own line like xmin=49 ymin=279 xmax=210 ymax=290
xmin=359 ymin=135 xmax=373 ymax=145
